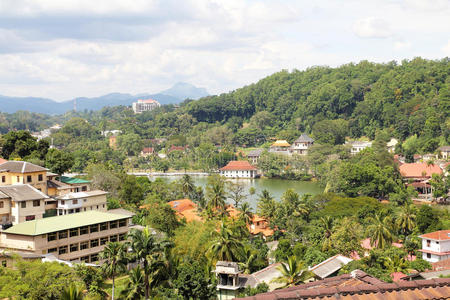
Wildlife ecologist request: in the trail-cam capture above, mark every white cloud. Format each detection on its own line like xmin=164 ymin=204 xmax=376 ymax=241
xmin=442 ymin=40 xmax=450 ymax=56
xmin=353 ymin=17 xmax=392 ymax=39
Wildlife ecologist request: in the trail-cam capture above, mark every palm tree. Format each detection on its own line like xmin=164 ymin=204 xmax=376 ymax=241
xmin=208 ymin=221 xmax=244 ymax=262
xmin=396 ymin=203 xmax=416 ymax=235
xmin=238 ymin=202 xmax=253 ymax=225
xmin=120 ymin=266 xmax=145 ymax=300
xmin=207 ymin=182 xmax=226 ymax=212
xmin=238 ymin=246 xmax=257 ymax=274
xmin=128 ymin=227 xmax=165 ymax=300
xmin=384 ymin=255 xmax=414 ymax=274
xmin=257 ymin=189 xmax=277 ymax=219
xmin=367 ymin=214 xmax=394 ymax=249
xmin=99 ymin=242 xmax=127 ymax=300
xmin=181 ymin=174 xmax=195 ymax=198
xmin=272 ymin=256 xmax=313 ymax=287
xmin=60 ymin=284 xmax=84 ymax=300
xmin=320 ymin=216 xmax=334 ymax=252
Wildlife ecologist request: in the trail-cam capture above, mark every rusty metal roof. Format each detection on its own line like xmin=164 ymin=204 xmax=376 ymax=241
xmin=237 ymin=271 xmax=450 ymax=300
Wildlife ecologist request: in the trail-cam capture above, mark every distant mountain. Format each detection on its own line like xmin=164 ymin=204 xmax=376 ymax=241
xmin=0 ymin=83 xmax=207 ymax=114
xmin=160 ymin=82 xmax=209 ymax=100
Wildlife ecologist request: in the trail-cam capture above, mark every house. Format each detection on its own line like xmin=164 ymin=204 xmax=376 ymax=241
xmin=237 ymin=270 xmax=450 ymax=300
xmin=422 ymin=153 xmax=437 ymax=161
xmin=219 ymin=161 xmax=258 ymax=178
xmin=140 ymin=147 xmax=155 ymax=157
xmin=348 ymin=141 xmax=372 ymax=155
xmin=309 ymin=255 xmax=353 ymax=279
xmin=268 ymin=140 xmax=291 ymax=155
xmin=168 ymin=145 xmax=188 ymax=153
xmin=0 ymin=210 xmax=131 ymax=264
xmin=240 ymin=263 xmax=285 ymax=291
xmin=0 ymin=161 xmax=49 ymax=194
xmin=399 ymin=163 xmax=443 ymax=200
xmin=59 ymin=176 xmax=91 ymax=193
xmin=0 ymin=184 xmax=49 ymax=225
xmin=46 ymin=172 xmax=72 ymax=197
xmin=132 ymin=99 xmax=161 ymax=114
xmin=247 ymin=149 xmax=263 ymax=165
xmin=55 ymin=190 xmax=108 ymax=216
xmin=419 ymin=230 xmax=450 ymax=263
xmin=387 ymin=138 xmax=398 ymax=153
xmin=439 ymin=146 xmax=450 ymax=159
xmin=167 ymin=199 xmax=202 ymax=222
xmin=290 ymin=134 xmax=314 ymax=155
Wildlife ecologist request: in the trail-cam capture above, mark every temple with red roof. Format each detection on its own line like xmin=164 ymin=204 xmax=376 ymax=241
xmin=219 ymin=161 xmax=258 ymax=178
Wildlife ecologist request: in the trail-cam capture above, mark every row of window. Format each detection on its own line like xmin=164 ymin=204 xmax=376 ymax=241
xmin=47 ymin=219 xmax=128 ymax=241
xmin=10 ymin=200 xmax=41 ymax=209
xmin=70 ymin=253 xmax=99 ymax=263
xmin=1 ymin=174 xmax=44 ymax=183
xmin=47 ymin=234 xmax=127 ymax=255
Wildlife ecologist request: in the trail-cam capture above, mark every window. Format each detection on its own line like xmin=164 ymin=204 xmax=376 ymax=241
xmin=58 ymin=230 xmax=68 ymax=239
xmin=100 ymin=222 xmax=108 ymax=231
xmin=70 ymin=228 xmax=79 ymax=237
xmin=90 ymin=254 xmax=99 ymax=262
xmin=436 ymin=241 xmax=439 ymax=244
xmin=75 ymin=208 xmax=80 ymax=212
xmin=109 ymin=221 xmax=118 ymax=229
xmin=47 ymin=232 xmax=57 ymax=242
xmin=58 ymin=246 xmax=68 ymax=255
xmin=33 ymin=200 xmax=40 ymax=207
xmin=0 ymin=201 xmax=3 ymax=208
xmin=80 ymin=226 xmax=88 ymax=235
xmin=82 ymin=186 xmax=87 ymax=191
xmin=21 ymin=202 xmax=26 ymax=208
xmin=16 ymin=176 xmax=19 ymax=182
xmin=90 ymin=239 xmax=99 ymax=248
xmin=70 ymin=243 xmax=79 ymax=252
xmin=119 ymin=219 xmax=127 ymax=227
xmin=27 ymin=175 xmax=32 ymax=183
xmin=81 ymin=256 xmax=89 ymax=263
xmin=1 ymin=176 xmax=5 ymax=183
xmin=47 ymin=247 xmax=57 ymax=254
xmin=90 ymin=224 xmax=98 ymax=233
xmin=80 ymin=241 xmax=89 ymax=250
xmin=25 ymin=215 xmax=35 ymax=221
xmin=427 ymin=240 xmax=431 ymax=247
xmin=1 ymin=260 xmax=6 ymax=267
xmin=102 ymin=204 xmax=105 ymax=208
xmin=38 ymin=174 xmax=43 ymax=181
xmin=60 ymin=200 xmax=65 ymax=205
xmin=119 ymin=233 xmax=127 ymax=241
xmin=84 ymin=208 xmax=86 ymax=211
xmin=110 ymin=235 xmax=118 ymax=242
xmin=100 ymin=237 xmax=108 ymax=245
xmin=72 ymin=199 xmax=78 ymax=205
xmin=427 ymin=253 xmax=431 ymax=259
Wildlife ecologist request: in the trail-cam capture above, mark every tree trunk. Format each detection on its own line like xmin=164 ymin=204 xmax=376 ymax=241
xmin=112 ymin=274 xmax=115 ymax=300
xmin=144 ymin=260 xmax=149 ymax=300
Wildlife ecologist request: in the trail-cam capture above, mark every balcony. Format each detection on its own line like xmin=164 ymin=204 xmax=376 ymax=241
xmin=58 ymin=199 xmax=83 ymax=210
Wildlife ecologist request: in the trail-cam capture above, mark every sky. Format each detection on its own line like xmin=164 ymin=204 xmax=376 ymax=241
xmin=0 ymin=0 xmax=449 ymax=101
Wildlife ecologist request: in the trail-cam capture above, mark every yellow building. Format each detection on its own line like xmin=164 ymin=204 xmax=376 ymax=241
xmin=0 ymin=161 xmax=49 ymax=194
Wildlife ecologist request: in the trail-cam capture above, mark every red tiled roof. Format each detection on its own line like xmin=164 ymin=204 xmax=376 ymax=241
xmin=432 ymin=258 xmax=450 ymax=271
xmin=141 ymin=147 xmax=154 ymax=154
xmin=420 ymin=230 xmax=450 ymax=241
xmin=237 ymin=272 xmax=450 ymax=300
xmin=169 ymin=145 xmax=187 ymax=152
xmin=219 ymin=161 xmax=257 ymax=171
xmin=138 ymin=98 xmax=158 ymax=104
xmin=0 ymin=158 xmax=7 ymax=164
xmin=399 ymin=163 xmax=442 ymax=178
xmin=168 ymin=199 xmax=197 ymax=213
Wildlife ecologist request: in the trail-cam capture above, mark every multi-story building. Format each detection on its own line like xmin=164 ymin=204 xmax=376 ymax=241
xmin=419 ymin=230 xmax=450 ymax=263
xmin=0 ymin=210 xmax=132 ymax=263
xmin=0 ymin=161 xmax=49 ymax=194
xmin=219 ymin=161 xmax=258 ymax=178
xmin=290 ymin=134 xmax=314 ymax=155
xmin=268 ymin=140 xmax=291 ymax=155
xmin=0 ymin=184 xmax=49 ymax=225
xmin=132 ymin=99 xmax=161 ymax=114
xmin=56 ymin=190 xmax=108 ymax=215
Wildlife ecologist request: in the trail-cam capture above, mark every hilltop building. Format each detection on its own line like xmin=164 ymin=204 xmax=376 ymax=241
xmin=399 ymin=163 xmax=443 ymax=201
xmin=219 ymin=161 xmax=258 ymax=178
xmin=132 ymin=99 xmax=161 ymax=114
xmin=348 ymin=141 xmax=372 ymax=155
xmin=246 ymin=149 xmax=263 ymax=165
xmin=439 ymin=146 xmax=450 ymax=159
xmin=268 ymin=140 xmax=291 ymax=154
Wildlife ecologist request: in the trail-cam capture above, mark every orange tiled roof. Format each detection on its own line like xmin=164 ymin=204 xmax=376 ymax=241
xmin=141 ymin=147 xmax=154 ymax=154
xmin=168 ymin=199 xmax=197 ymax=213
xmin=420 ymin=230 xmax=450 ymax=241
xmin=432 ymin=258 xmax=450 ymax=271
xmin=399 ymin=163 xmax=442 ymax=178
xmin=219 ymin=161 xmax=257 ymax=171
xmin=0 ymin=158 xmax=7 ymax=164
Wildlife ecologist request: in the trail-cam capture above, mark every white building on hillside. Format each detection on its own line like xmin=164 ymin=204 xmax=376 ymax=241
xmin=219 ymin=161 xmax=257 ymax=178
xmin=132 ymin=99 xmax=161 ymax=114
xmin=349 ymin=141 xmax=372 ymax=155
xmin=419 ymin=230 xmax=450 ymax=263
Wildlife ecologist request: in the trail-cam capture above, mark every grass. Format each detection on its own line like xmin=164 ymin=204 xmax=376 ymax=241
xmin=102 ymin=275 xmax=129 ymax=299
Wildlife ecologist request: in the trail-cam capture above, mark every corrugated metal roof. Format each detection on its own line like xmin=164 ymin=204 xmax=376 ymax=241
xmin=0 ymin=184 xmax=49 ymax=201
xmin=60 ymin=176 xmax=91 ymax=184
xmin=4 ymin=210 xmax=129 ymax=236
xmin=0 ymin=161 xmax=48 ymax=173
xmin=310 ymin=255 xmax=353 ymax=279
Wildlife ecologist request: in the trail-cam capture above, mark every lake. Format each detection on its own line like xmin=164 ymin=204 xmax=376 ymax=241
xmin=148 ymin=175 xmax=323 ymax=209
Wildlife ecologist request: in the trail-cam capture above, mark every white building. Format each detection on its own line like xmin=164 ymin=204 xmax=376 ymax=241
xmin=219 ymin=161 xmax=257 ymax=178
xmin=349 ymin=141 xmax=372 ymax=155
xmin=387 ymin=138 xmax=398 ymax=153
xmin=132 ymin=99 xmax=161 ymax=114
xmin=290 ymin=134 xmax=314 ymax=155
xmin=419 ymin=230 xmax=450 ymax=263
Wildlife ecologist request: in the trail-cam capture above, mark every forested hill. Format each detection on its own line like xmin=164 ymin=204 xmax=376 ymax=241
xmin=186 ymin=58 xmax=449 ymax=141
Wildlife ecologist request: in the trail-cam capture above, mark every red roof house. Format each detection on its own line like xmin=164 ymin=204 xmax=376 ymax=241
xmin=399 ymin=163 xmax=442 ymax=179
xmin=219 ymin=161 xmax=257 ymax=171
